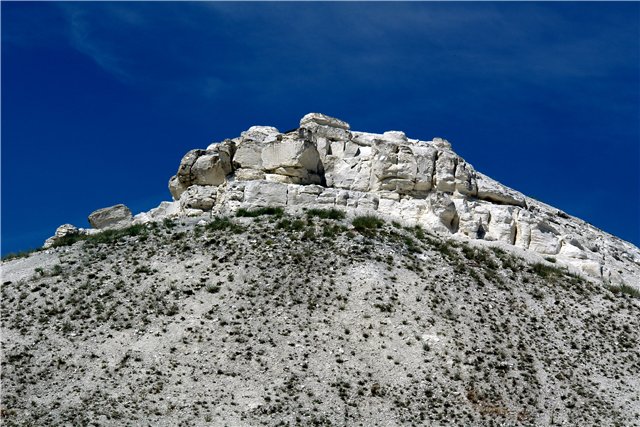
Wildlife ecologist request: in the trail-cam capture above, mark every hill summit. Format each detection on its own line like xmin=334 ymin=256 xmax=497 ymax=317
xmin=46 ymin=113 xmax=640 ymax=291
xmin=3 ymin=113 xmax=639 ymax=426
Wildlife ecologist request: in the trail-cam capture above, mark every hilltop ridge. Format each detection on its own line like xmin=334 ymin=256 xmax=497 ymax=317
xmin=3 ymin=114 xmax=640 ymax=426
xmin=44 ymin=113 xmax=640 ymax=291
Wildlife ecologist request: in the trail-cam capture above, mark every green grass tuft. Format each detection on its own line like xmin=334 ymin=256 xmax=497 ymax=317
xmin=352 ymin=215 xmax=385 ymax=234
xmin=236 ymin=206 xmax=284 ymax=218
xmin=608 ymin=283 xmax=640 ymax=298
xmin=306 ymin=208 xmax=346 ymax=220
xmin=1 ymin=248 xmax=42 ymax=261
xmin=206 ymin=216 xmax=245 ymax=233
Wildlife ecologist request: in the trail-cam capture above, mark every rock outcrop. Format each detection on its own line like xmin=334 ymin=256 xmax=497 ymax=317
xmin=88 ymin=204 xmax=133 ymax=229
xmin=44 ymin=113 xmax=640 ymax=290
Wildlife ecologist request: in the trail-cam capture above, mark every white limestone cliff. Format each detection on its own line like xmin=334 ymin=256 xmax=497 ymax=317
xmin=45 ymin=113 xmax=640 ymax=290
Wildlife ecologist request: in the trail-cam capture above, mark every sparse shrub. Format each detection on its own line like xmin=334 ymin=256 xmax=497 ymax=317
xmin=302 ymin=228 xmax=316 ymax=241
xmin=206 ymin=284 xmax=221 ymax=294
xmin=461 ymin=246 xmax=499 ymax=269
xmin=608 ymin=283 xmax=640 ymax=298
xmin=72 ymin=224 xmax=149 ymax=246
xmin=165 ymin=304 xmax=180 ymax=316
xmin=206 ymin=216 xmax=244 ymax=233
xmin=352 ymin=215 xmax=384 ymax=234
xmin=51 ymin=234 xmax=87 ymax=248
xmin=236 ymin=206 xmax=284 ymax=218
xmin=431 ymin=240 xmax=456 ymax=259
xmin=276 ymin=218 xmax=306 ymax=232
xmin=322 ymin=224 xmax=346 ymax=238
xmin=51 ymin=264 xmax=63 ymax=276
xmin=2 ymin=248 xmax=42 ymax=261
xmin=532 ymin=262 xmax=564 ymax=279
xmin=403 ymin=236 xmax=421 ymax=253
xmin=306 ymin=208 xmax=345 ymax=220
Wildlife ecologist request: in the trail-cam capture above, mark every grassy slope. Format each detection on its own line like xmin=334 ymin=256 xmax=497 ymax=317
xmin=1 ymin=212 xmax=639 ymax=426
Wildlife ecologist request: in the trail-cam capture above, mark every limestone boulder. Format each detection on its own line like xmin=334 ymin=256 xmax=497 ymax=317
xmin=169 ymin=175 xmax=189 ymax=201
xmin=300 ymin=113 xmax=350 ymax=130
xmin=88 ymin=204 xmax=133 ymax=229
xmin=191 ymin=152 xmax=231 ymax=186
xmin=528 ymin=221 xmax=561 ymax=255
xmin=433 ymin=151 xmax=457 ymax=193
xmin=483 ymin=205 xmax=517 ymax=243
xmin=382 ymin=131 xmax=408 ymax=143
xmin=43 ymin=224 xmax=80 ymax=248
xmin=261 ymin=138 xmax=322 ymax=184
xmin=419 ymin=193 xmax=458 ymax=234
xmin=324 ymin=156 xmax=372 ymax=192
xmin=179 ymin=185 xmax=217 ymax=211
xmin=454 ymin=161 xmax=477 ymax=196
xmin=176 ymin=149 xmax=205 ymax=186
xmin=243 ymin=180 xmax=288 ymax=206
xmin=371 ymin=143 xmax=417 ymax=193
xmin=235 ymin=168 xmax=266 ymax=181
xmin=234 ymin=141 xmax=264 ymax=170
xmin=240 ymin=126 xmax=280 ymax=143
xmin=262 ymin=139 xmax=320 ymax=171
xmin=147 ymin=201 xmax=180 ymax=220
xmin=476 ymin=173 xmax=526 ymax=207
xmin=411 ymin=145 xmax=437 ymax=192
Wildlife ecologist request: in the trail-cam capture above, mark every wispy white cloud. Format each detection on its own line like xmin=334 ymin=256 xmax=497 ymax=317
xmin=64 ymin=7 xmax=134 ymax=83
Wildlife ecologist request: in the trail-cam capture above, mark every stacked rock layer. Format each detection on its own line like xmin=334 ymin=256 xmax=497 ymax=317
xmin=48 ymin=113 xmax=640 ymax=289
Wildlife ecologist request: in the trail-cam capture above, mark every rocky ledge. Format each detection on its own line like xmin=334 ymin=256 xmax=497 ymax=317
xmin=45 ymin=113 xmax=640 ymax=289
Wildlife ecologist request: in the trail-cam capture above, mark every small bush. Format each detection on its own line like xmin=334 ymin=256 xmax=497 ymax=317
xmin=165 ymin=304 xmax=180 ymax=316
xmin=608 ymin=284 xmax=640 ymax=298
xmin=352 ymin=215 xmax=384 ymax=234
xmin=431 ymin=240 xmax=456 ymax=260
xmin=322 ymin=224 xmax=346 ymax=238
xmin=236 ymin=206 xmax=284 ymax=218
xmin=306 ymin=208 xmax=345 ymax=220
xmin=206 ymin=216 xmax=244 ymax=233
xmin=2 ymin=248 xmax=41 ymax=261
xmin=206 ymin=284 xmax=221 ymax=294
xmin=532 ymin=262 xmax=564 ymax=279
xmin=89 ymin=224 xmax=147 ymax=244
xmin=276 ymin=218 xmax=306 ymax=232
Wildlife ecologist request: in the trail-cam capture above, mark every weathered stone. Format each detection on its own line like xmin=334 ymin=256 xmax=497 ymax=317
xmin=43 ymin=224 xmax=80 ymax=248
xmin=235 ymin=168 xmax=265 ymax=181
xmin=169 ymin=175 xmax=188 ymax=200
xmin=243 ymin=180 xmax=288 ymax=206
xmin=88 ymin=204 xmax=132 ymax=230
xmin=234 ymin=141 xmax=264 ymax=170
xmin=192 ymin=153 xmax=231 ymax=186
xmin=240 ymin=126 xmax=280 ymax=143
xmin=476 ymin=173 xmax=526 ymax=207
xmin=179 ymin=185 xmax=217 ymax=211
xmin=176 ymin=149 xmax=205 ymax=186
xmin=300 ymin=113 xmax=350 ymax=130
xmin=50 ymin=112 xmax=640 ymax=291
xmin=261 ymin=139 xmax=320 ymax=173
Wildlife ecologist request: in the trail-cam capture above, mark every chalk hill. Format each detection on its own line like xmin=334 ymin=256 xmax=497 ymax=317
xmin=2 ymin=114 xmax=639 ymax=426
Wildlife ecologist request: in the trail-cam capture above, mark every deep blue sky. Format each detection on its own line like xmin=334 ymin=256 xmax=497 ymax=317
xmin=2 ymin=2 xmax=639 ymax=254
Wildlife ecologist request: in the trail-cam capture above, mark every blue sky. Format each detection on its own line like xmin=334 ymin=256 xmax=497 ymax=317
xmin=2 ymin=2 xmax=639 ymax=254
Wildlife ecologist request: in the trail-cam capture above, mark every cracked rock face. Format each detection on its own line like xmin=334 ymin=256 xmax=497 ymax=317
xmin=160 ymin=113 xmax=640 ymax=289
xmin=46 ymin=113 xmax=640 ymax=290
